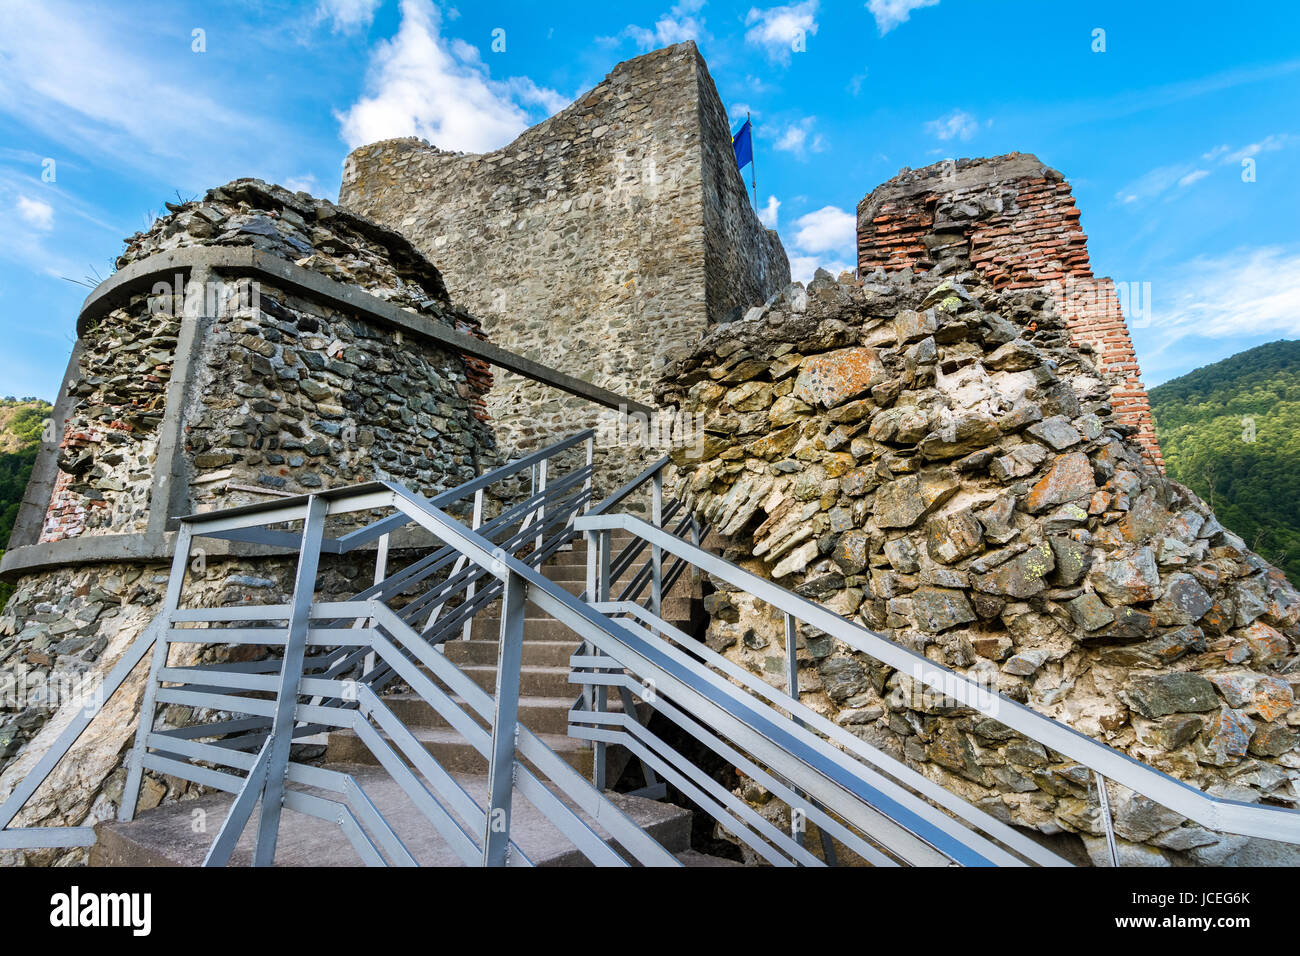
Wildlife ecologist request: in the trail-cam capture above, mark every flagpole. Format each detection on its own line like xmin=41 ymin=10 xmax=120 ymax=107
xmin=749 ymin=112 xmax=757 ymax=209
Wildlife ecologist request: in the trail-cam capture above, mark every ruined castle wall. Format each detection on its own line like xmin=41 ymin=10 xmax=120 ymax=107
xmin=341 ymin=42 xmax=788 ymax=487
xmin=658 ymin=269 xmax=1300 ymax=866
xmin=856 ymin=154 xmax=1162 ymax=469
xmin=25 ymin=180 xmax=496 ymax=550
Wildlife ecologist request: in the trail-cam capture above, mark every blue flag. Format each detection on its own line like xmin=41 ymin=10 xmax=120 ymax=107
xmin=732 ymin=119 xmax=753 ymax=172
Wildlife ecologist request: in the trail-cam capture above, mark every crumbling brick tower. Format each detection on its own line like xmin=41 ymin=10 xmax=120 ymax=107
xmin=857 ymin=153 xmax=1163 ymax=469
xmin=341 ymin=42 xmax=790 ymax=485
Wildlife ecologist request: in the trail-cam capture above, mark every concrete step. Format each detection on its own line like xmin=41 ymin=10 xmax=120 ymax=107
xmin=381 ymin=692 xmax=604 ymax=735
xmin=467 ymin=599 xmax=693 ymax=638
xmin=449 ymin=664 xmax=576 ymax=698
xmin=325 ymin=726 xmax=594 ymax=776
xmin=442 ymin=638 xmax=579 ymax=667
xmin=91 ymin=765 xmax=693 ymax=866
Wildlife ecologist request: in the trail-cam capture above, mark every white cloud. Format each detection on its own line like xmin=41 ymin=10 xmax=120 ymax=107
xmin=1155 ymin=246 xmax=1300 ymax=339
xmin=283 ymin=174 xmax=321 ymax=195
xmin=925 ymin=109 xmax=978 ymax=142
xmin=337 ymin=0 xmax=565 ymax=153
xmin=1223 ymin=134 xmax=1293 ymax=164
xmin=866 ymin=0 xmax=940 ymax=34
xmin=1117 ymin=135 xmax=1295 ymax=205
xmin=508 ymin=77 xmax=573 ymax=116
xmin=758 ymin=195 xmax=780 ymax=229
xmin=772 ymin=117 xmax=825 ymax=158
xmin=781 ymin=204 xmax=857 ymax=283
xmin=613 ymin=0 xmax=708 ymax=51
xmin=744 ymin=1 xmax=818 ymax=64
xmin=793 ymin=205 xmax=855 ymax=253
xmin=16 ymin=196 xmax=54 ymax=231
xmin=789 ymin=255 xmax=854 ymax=285
xmin=0 ymin=0 xmax=278 ymax=185
xmin=313 ymin=0 xmax=383 ymax=33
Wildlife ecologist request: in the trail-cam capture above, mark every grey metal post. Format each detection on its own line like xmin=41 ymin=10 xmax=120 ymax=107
xmin=651 ymin=470 xmax=663 ymax=618
xmin=484 ymin=570 xmax=527 ymax=866
xmin=583 ymin=528 xmax=597 ymax=717
xmin=119 ymin=522 xmax=193 ymax=822
xmin=593 ymin=529 xmax=612 ymax=790
xmin=462 ymin=488 xmax=485 ymax=641
xmin=785 ymin=613 xmax=803 ymax=848
xmin=253 ymin=495 xmax=328 ymax=866
xmin=783 ymin=611 xmax=838 ymax=864
xmin=364 ymin=531 xmax=389 ymax=675
xmin=535 ymin=458 xmax=547 ymax=554
xmin=1095 ymin=771 xmax=1120 ymax=867
xmin=582 ymin=435 xmax=594 ymax=516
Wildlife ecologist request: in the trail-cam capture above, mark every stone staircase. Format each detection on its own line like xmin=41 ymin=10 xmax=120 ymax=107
xmin=92 ymin=528 xmax=714 ymax=866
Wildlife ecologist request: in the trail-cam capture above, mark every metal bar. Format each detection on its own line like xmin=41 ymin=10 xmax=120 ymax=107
xmin=586 ymin=455 xmax=671 ymax=516
xmin=601 ymin=609 xmax=1015 ymax=865
xmin=576 ymin=684 xmax=894 ymax=867
xmin=368 ymin=602 xmax=678 ymax=867
xmin=342 ymin=774 xmax=417 ymax=867
xmin=483 ymin=571 xmax=527 ymax=866
xmin=0 ymin=827 xmax=98 ymax=849
xmin=576 ymin=513 xmax=1300 ymax=846
xmin=0 ymin=617 xmax=162 ymax=832
xmin=1095 ymin=772 xmax=1120 ymax=867
xmin=593 ymin=530 xmax=612 ymax=790
xmin=364 ymin=532 xmax=389 ymax=676
xmin=203 ymin=736 xmax=274 ymax=867
xmin=171 ymin=604 xmax=292 ymax=622
xmin=253 ymin=494 xmax=328 ymax=867
xmin=651 ymin=470 xmax=663 ymax=618
xmin=119 ymin=521 xmax=193 ymax=823
xmin=165 ymin=626 xmax=374 ymax=647
xmin=463 ymin=488 xmax=485 ymax=641
xmin=579 ymin=723 xmax=808 ymax=867
xmin=535 ymin=458 xmax=548 ymax=553
xmin=582 ymin=435 xmax=594 ymax=516
xmin=602 ymin=600 xmax=1060 ymax=866
xmin=352 ymin=694 xmax=486 ymax=865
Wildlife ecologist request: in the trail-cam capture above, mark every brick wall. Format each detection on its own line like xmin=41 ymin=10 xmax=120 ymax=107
xmin=857 ymin=153 xmax=1162 ymax=469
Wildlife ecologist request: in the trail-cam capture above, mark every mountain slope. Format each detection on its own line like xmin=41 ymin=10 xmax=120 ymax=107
xmin=1150 ymin=340 xmax=1300 ymax=585
xmin=0 ymin=398 xmax=53 ymax=602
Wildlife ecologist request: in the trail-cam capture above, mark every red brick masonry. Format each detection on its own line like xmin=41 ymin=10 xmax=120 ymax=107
xmin=857 ymin=153 xmax=1162 ymax=469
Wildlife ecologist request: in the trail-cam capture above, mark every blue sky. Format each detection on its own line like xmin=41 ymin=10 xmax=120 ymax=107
xmin=1 ymin=0 xmax=1298 ymax=401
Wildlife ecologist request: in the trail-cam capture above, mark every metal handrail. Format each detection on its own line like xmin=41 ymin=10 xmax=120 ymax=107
xmin=575 ymin=512 xmax=1300 ymax=847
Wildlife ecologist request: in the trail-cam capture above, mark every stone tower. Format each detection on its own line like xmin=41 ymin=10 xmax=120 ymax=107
xmin=857 ymin=153 xmax=1163 ymax=470
xmin=340 ymin=42 xmax=789 ymax=476
xmin=0 ymin=181 xmax=498 ymax=861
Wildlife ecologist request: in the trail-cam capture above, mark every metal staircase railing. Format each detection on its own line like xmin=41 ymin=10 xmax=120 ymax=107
xmin=8 ymin=427 xmax=1300 ymax=866
xmin=570 ymin=509 xmax=1300 ymax=866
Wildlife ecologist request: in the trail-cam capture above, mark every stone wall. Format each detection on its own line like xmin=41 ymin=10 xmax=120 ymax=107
xmin=857 ymin=154 xmax=1163 ymax=469
xmin=35 ymin=179 xmax=497 ymax=540
xmin=657 ymin=267 xmax=1300 ymax=865
xmin=340 ymin=41 xmax=789 ymax=489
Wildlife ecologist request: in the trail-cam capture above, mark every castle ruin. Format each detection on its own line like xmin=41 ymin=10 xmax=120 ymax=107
xmin=341 ymin=43 xmax=788 ymax=479
xmin=2 ymin=41 xmax=1295 ymax=868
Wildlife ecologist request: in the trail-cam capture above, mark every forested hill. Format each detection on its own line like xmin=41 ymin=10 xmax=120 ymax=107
xmin=0 ymin=398 xmax=52 ymax=602
xmin=1150 ymin=340 xmax=1300 ymax=585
